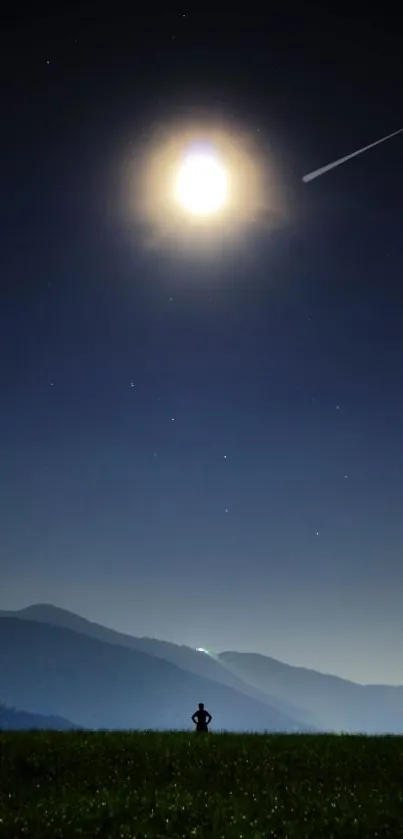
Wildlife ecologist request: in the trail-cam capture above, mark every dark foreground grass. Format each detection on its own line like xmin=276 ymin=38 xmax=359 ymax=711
xmin=1 ymin=731 xmax=403 ymax=838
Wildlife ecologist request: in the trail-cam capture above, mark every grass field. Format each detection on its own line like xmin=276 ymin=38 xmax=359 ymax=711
xmin=1 ymin=731 xmax=403 ymax=837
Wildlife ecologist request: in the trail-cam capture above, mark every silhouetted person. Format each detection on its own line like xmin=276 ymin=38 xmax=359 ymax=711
xmin=192 ymin=702 xmax=212 ymax=733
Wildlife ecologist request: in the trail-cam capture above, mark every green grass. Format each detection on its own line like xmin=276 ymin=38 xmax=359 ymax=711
xmin=1 ymin=731 xmax=403 ymax=837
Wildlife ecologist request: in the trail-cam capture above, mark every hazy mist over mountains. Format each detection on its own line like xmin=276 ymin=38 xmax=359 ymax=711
xmin=1 ymin=604 xmax=403 ymax=733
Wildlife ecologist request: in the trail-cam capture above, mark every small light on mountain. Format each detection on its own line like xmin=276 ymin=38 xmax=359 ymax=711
xmin=195 ymin=647 xmax=219 ymax=660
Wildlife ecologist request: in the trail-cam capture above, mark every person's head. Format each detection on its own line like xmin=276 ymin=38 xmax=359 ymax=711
xmin=198 ymin=702 xmax=204 ymax=710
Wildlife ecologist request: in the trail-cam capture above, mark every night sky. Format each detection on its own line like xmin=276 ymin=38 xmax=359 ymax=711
xmin=1 ymin=5 xmax=403 ymax=685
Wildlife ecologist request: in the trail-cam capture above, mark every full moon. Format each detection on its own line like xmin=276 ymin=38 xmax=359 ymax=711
xmin=174 ymin=152 xmax=228 ymax=216
xmin=129 ymin=118 xmax=283 ymax=251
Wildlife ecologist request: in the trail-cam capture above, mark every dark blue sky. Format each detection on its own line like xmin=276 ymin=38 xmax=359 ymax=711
xmin=1 ymin=5 xmax=403 ymax=684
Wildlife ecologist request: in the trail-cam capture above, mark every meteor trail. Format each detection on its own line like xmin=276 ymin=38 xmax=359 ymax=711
xmin=302 ymin=126 xmax=403 ymax=182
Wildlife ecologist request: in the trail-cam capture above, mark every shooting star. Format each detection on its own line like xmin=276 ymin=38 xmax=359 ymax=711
xmin=302 ymin=126 xmax=403 ymax=183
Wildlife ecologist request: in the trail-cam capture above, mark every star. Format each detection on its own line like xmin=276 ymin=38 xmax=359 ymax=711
xmin=316 ymin=531 xmax=320 ymax=536
xmin=225 ymin=508 xmax=229 ymax=513
xmin=223 ymin=455 xmax=227 ymax=459
xmin=171 ymin=417 xmax=176 ymax=422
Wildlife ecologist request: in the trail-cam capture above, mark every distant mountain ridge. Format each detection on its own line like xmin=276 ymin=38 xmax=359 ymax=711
xmin=2 ymin=604 xmax=403 ymax=733
xmin=0 ymin=614 xmax=310 ymax=732
xmin=0 ymin=604 xmax=314 ymax=725
xmin=0 ymin=702 xmax=78 ymax=730
xmin=218 ymin=652 xmax=403 ymax=732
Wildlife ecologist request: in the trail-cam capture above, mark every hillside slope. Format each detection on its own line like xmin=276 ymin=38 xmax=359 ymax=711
xmin=218 ymin=651 xmax=403 ymax=733
xmin=0 ymin=703 xmax=79 ymax=730
xmin=0 ymin=617 xmax=309 ymax=732
xmin=0 ymin=604 xmax=312 ymax=724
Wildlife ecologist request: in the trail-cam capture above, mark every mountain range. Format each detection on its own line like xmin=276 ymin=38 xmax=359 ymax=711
xmin=1 ymin=604 xmax=402 ymax=732
xmin=0 ymin=702 xmax=78 ymax=730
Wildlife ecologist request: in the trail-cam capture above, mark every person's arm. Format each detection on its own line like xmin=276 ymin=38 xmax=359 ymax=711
xmin=207 ymin=712 xmax=212 ymax=724
xmin=191 ymin=713 xmax=197 ymax=723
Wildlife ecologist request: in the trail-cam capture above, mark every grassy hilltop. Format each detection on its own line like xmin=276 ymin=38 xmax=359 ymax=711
xmin=1 ymin=731 xmax=403 ymax=837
